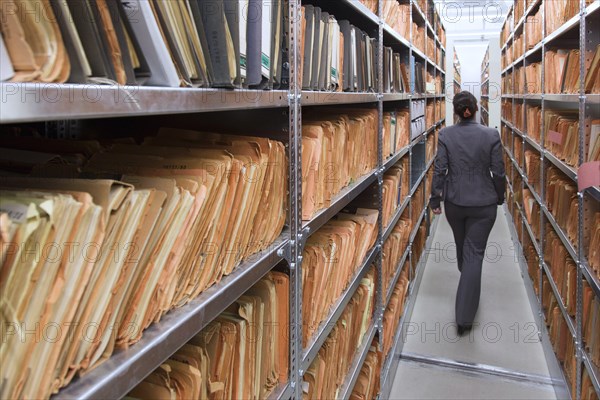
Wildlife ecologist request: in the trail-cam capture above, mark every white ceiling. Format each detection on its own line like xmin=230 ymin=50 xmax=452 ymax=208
xmin=433 ymin=0 xmax=513 ymax=36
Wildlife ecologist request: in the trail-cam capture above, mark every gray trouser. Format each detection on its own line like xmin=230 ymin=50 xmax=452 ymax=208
xmin=444 ymin=201 xmax=497 ymax=326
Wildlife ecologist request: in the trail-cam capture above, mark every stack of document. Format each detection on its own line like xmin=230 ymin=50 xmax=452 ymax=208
xmin=302 ymin=208 xmax=379 ymax=346
xmin=583 ymin=280 xmax=600 ymax=370
xmin=1 ymin=0 xmax=288 ymax=88
xmin=382 ymin=167 xmax=402 ymax=228
xmin=300 ymin=6 xmax=377 ymax=92
xmin=382 ymin=216 xmax=411 ymax=296
xmin=515 ymin=102 xmax=525 ymax=132
xmin=583 ymin=364 xmax=598 ymax=400
xmin=359 ymin=0 xmax=378 ymax=15
xmin=399 ymin=156 xmax=411 ymax=203
xmin=523 ymin=238 xmax=540 ymax=296
xmin=524 ymin=149 xmax=542 ymax=193
xmin=427 ymin=35 xmax=435 ymax=61
xmin=542 ymin=275 xmax=577 ymax=394
xmin=303 ymin=269 xmax=375 ymax=400
xmin=383 ymin=47 xmax=410 ymax=93
xmin=426 ymin=100 xmax=435 ymax=129
xmin=383 ymin=2 xmax=411 ymax=40
xmin=424 ymin=167 xmax=433 ymax=204
xmin=349 ymin=338 xmax=382 ymax=400
xmin=545 ymin=0 xmax=579 ymax=36
xmin=544 ymin=49 xmax=581 ymax=94
xmin=413 ymin=24 xmax=425 ymax=55
xmin=588 ymin=212 xmax=600 ymax=279
xmin=502 ymin=73 xmax=513 ymax=95
xmin=382 ymin=109 xmax=410 ymax=158
xmin=522 ymin=189 xmax=541 ymax=239
xmin=382 ymin=268 xmax=410 ymax=357
xmin=126 ymin=271 xmax=290 ymax=400
xmin=411 ymin=224 xmax=428 ymax=275
xmin=545 ymin=166 xmax=579 ymax=245
xmin=513 ymin=33 xmax=524 ymax=60
xmin=524 ymin=62 xmax=541 ymax=94
xmin=526 ymin=105 xmax=542 ymax=143
xmin=302 ymin=109 xmax=378 ymax=220
xmin=514 ymin=66 xmax=525 ymax=94
xmin=0 ymin=129 xmax=287 ymax=398
xmin=543 ymin=110 xmax=580 ymax=168
xmin=544 ymin=222 xmax=577 ymax=316
xmin=502 ymin=100 xmax=513 ymax=122
xmin=525 ymin=9 xmax=542 ymax=50
xmin=586 ymin=120 xmax=600 ymax=162
xmin=426 ymin=131 xmax=437 ymax=164
xmin=585 ymin=45 xmax=600 ymax=94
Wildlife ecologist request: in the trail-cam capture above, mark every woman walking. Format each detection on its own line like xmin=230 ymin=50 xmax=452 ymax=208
xmin=429 ymin=91 xmax=506 ymax=335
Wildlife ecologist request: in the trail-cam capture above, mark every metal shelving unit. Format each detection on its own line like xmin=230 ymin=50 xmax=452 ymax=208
xmin=337 ymin=322 xmax=378 ymax=400
xmin=301 ymin=245 xmax=379 ymax=372
xmin=500 ymin=1 xmax=600 ymax=397
xmin=54 ymin=231 xmax=288 ymax=399
xmin=0 ymin=1 xmax=448 ymax=399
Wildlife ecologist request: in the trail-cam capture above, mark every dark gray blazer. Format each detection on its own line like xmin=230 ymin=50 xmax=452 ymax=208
xmin=430 ymin=120 xmax=506 ymax=209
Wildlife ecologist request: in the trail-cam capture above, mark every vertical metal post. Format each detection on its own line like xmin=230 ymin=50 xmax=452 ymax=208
xmin=576 ymin=1 xmax=586 ymax=399
xmin=538 ymin=0 xmax=546 ymax=335
xmin=288 ymin=1 xmax=302 ymax=398
xmin=376 ymin=0 xmax=385 ymax=342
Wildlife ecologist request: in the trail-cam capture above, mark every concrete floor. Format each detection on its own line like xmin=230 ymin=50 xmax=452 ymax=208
xmin=389 ymin=206 xmax=562 ymax=400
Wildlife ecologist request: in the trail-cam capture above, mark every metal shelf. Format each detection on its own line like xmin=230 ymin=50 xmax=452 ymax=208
xmin=581 ymin=259 xmax=600 ymax=299
xmin=302 ymin=91 xmax=378 ymax=106
xmin=543 ymin=149 xmax=577 ymax=182
xmin=382 ymin=195 xmax=411 ymax=242
xmin=380 ymin=293 xmax=411 ymax=398
xmin=587 ymin=95 xmax=600 ymax=105
xmin=383 ymin=23 xmax=411 ymax=49
xmin=409 ymin=207 xmax=427 ymax=243
xmin=520 ymin=203 xmax=541 ymax=256
xmin=412 ymin=47 xmax=427 ymax=61
xmin=267 ymin=382 xmax=292 ymax=400
xmin=582 ymin=349 xmax=600 ymax=396
xmin=301 ymin=245 xmax=379 ymax=372
xmin=544 ymin=9 xmax=583 ymax=46
xmin=540 ymin=262 xmax=577 ymax=339
xmin=0 ymin=84 xmax=290 ymax=123
xmin=383 ymin=146 xmax=410 ymax=172
xmin=53 ymin=230 xmax=288 ymax=400
xmin=524 ymin=41 xmax=543 ymax=59
xmin=409 ymin=158 xmax=434 ymax=197
xmin=523 ymin=134 xmax=542 ymax=153
xmin=384 ymin=245 xmax=411 ymax=308
xmin=337 ymin=322 xmax=377 ymax=400
xmin=542 ymin=205 xmax=578 ymax=262
xmin=383 ymin=93 xmax=411 ymax=101
xmin=341 ymin=0 xmax=379 ymax=25
xmin=543 ymin=94 xmax=580 ymax=103
xmin=303 ymin=170 xmax=378 ymax=234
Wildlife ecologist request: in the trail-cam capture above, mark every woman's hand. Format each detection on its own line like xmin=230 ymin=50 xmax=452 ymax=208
xmin=432 ymin=208 xmax=442 ymax=215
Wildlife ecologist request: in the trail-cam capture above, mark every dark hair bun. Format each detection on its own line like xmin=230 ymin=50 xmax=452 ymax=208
xmin=453 ymin=91 xmax=478 ymax=120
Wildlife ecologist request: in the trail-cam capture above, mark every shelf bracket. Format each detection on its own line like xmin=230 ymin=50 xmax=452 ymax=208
xmin=277 ymin=226 xmax=310 ymax=264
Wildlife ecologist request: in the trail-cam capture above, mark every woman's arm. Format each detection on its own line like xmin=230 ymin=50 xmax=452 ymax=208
xmin=430 ymin=133 xmax=448 ymax=210
xmin=490 ymin=133 xmax=506 ymax=204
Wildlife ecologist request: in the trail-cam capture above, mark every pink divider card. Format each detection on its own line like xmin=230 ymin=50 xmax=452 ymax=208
xmin=547 ymin=130 xmax=563 ymax=145
xmin=578 ymin=161 xmax=600 ymax=191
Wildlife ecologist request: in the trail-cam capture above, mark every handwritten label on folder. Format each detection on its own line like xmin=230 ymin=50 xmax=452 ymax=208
xmin=547 ymin=130 xmax=563 ymax=145
xmin=578 ymin=161 xmax=600 ymax=191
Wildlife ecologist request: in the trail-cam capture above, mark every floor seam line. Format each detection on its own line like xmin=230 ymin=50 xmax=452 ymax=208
xmin=397 ymin=352 xmax=561 ymax=388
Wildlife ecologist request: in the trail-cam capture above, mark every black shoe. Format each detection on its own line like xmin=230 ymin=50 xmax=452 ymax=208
xmin=457 ymin=324 xmax=472 ymax=336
